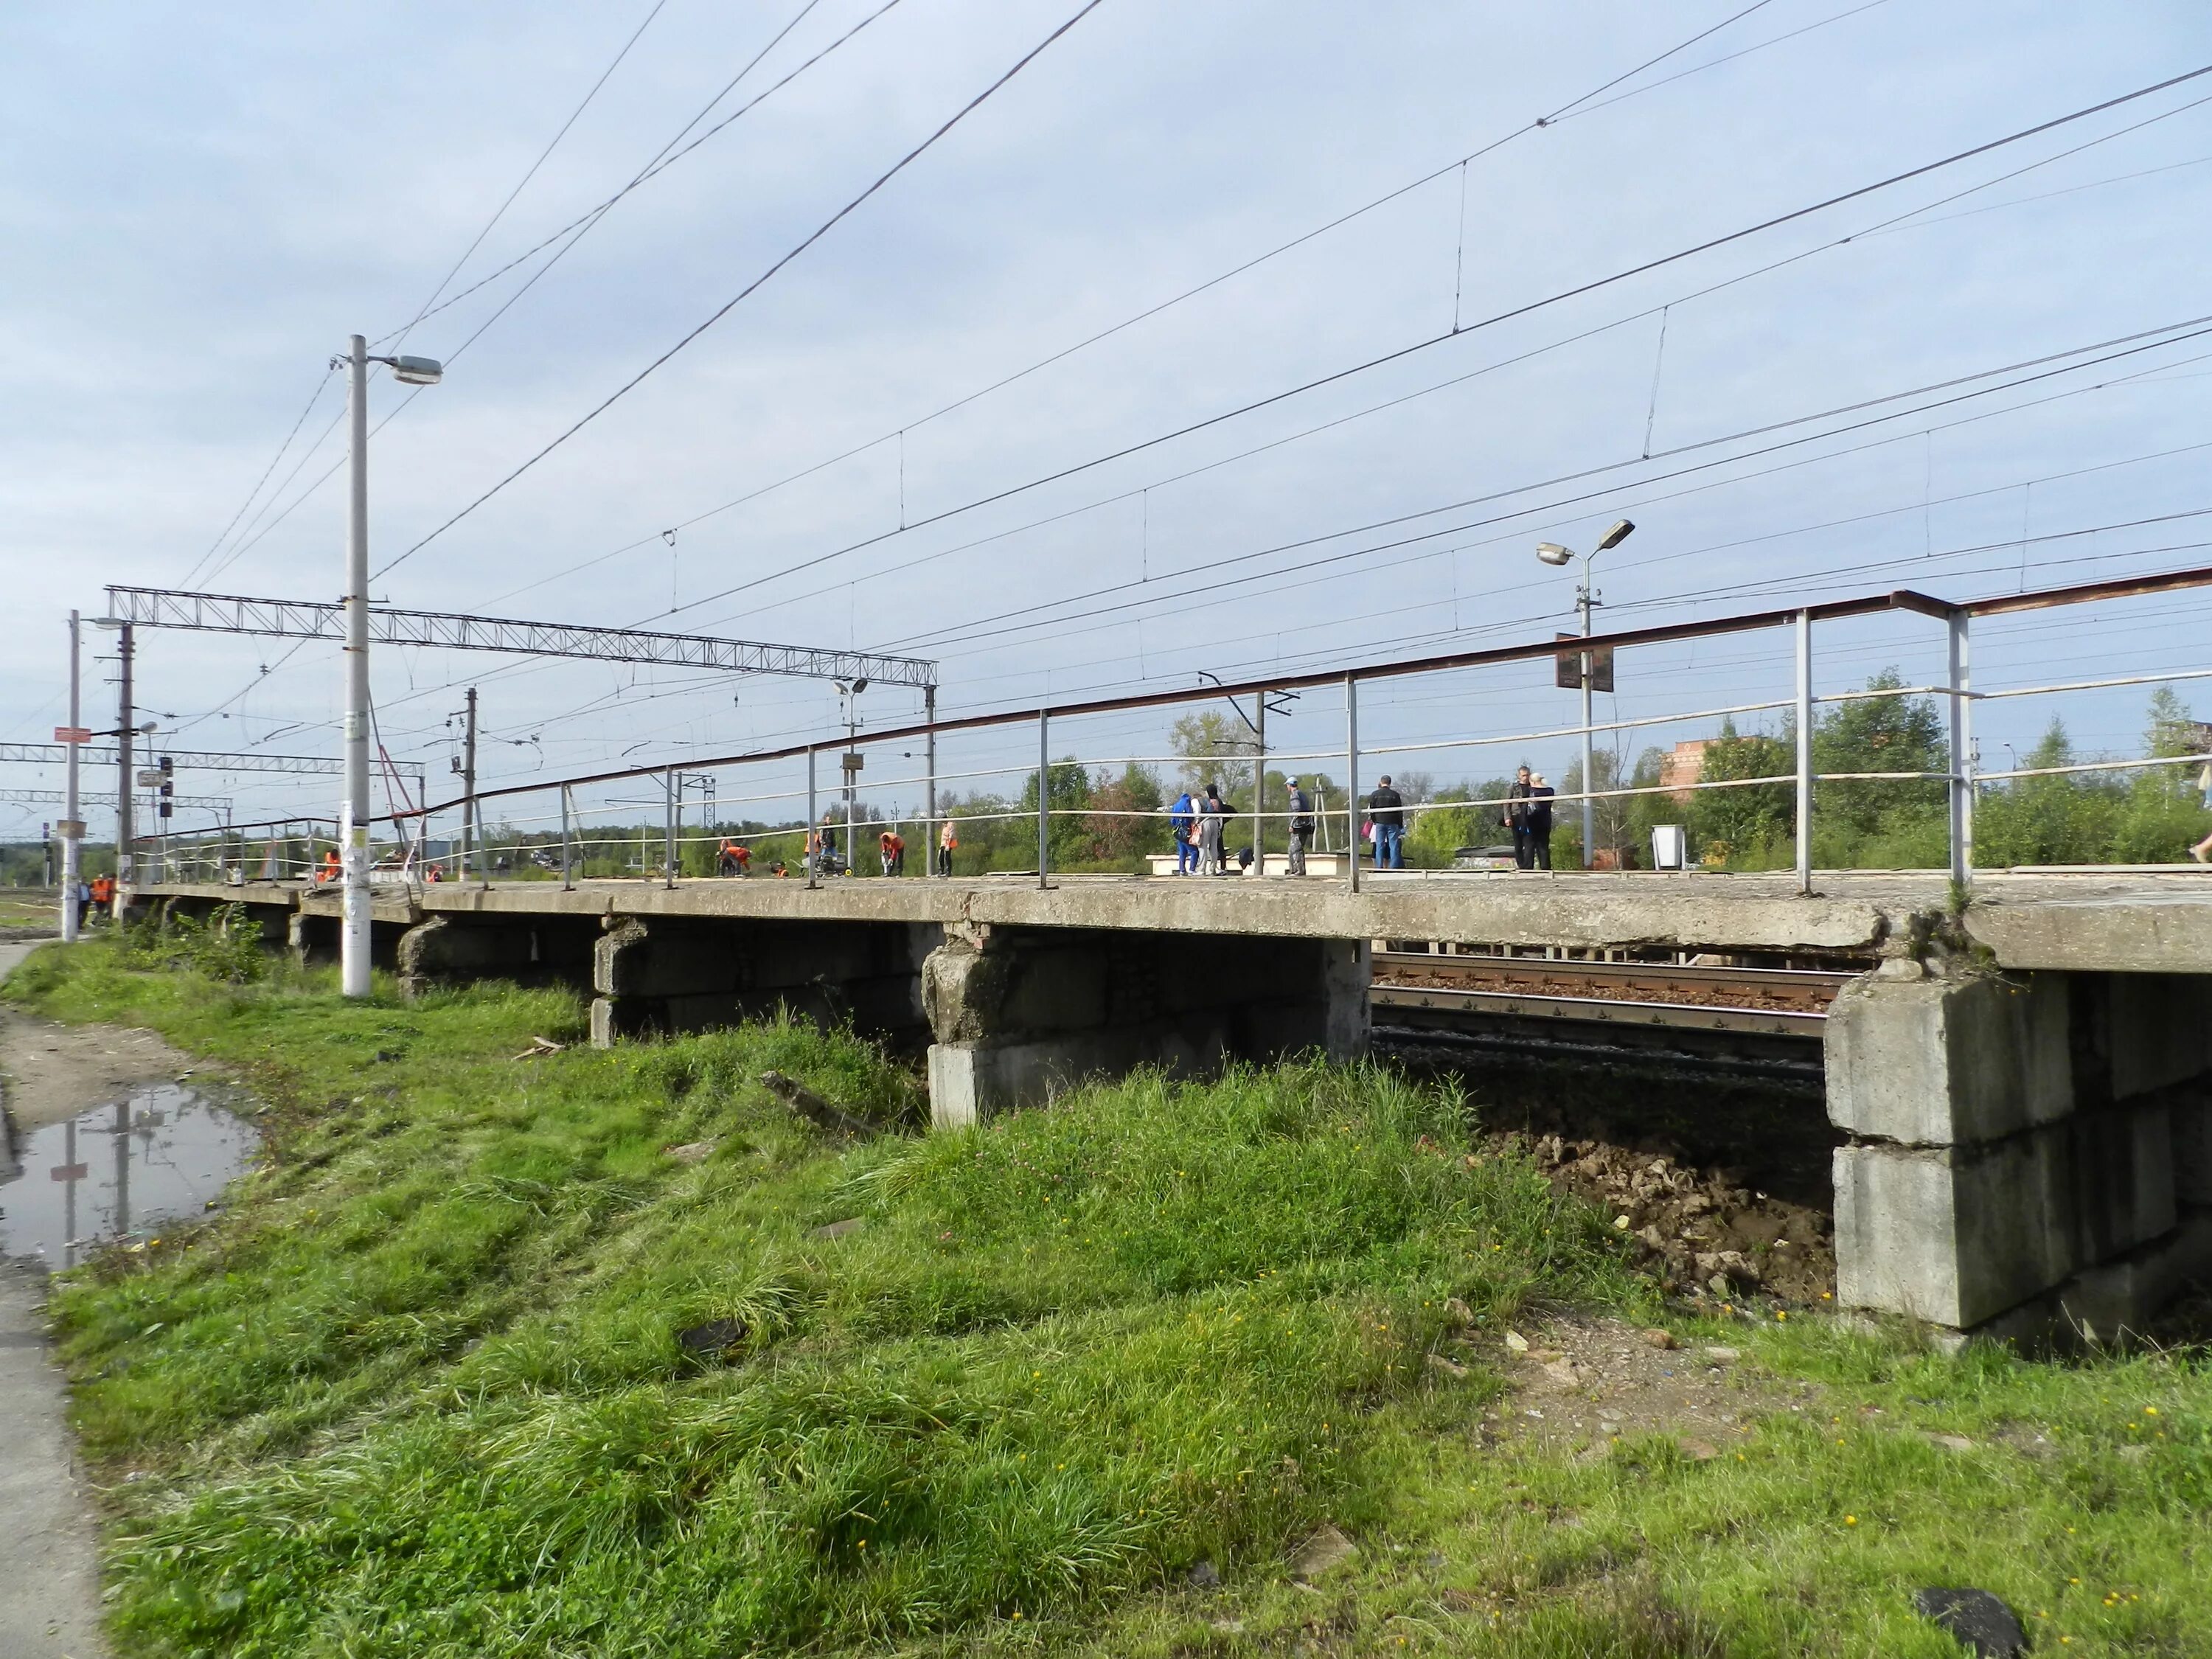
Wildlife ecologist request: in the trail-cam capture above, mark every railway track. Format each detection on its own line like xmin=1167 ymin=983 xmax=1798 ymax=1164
xmin=1371 ymin=951 xmax=1849 ymax=1036
xmin=1368 ymin=952 xmax=1857 ymax=1072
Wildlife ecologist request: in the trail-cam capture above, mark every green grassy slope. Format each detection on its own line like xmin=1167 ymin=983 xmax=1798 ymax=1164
xmin=4 ymin=944 xmax=2207 ymax=1657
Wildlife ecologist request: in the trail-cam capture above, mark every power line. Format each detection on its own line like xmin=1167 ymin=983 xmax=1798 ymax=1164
xmin=481 ymin=0 xmax=1846 ymax=611
xmin=381 ymin=0 xmax=901 ymax=349
xmin=432 ymin=1 xmax=834 ymax=365
xmin=655 ymin=60 xmax=2212 ymax=625
xmin=187 ymin=2 xmax=883 ymax=597
xmin=375 ymin=0 xmax=1109 ymax=581
xmin=392 ymin=0 xmax=670 ymax=352
xmin=181 ymin=369 xmax=335 ymax=588
xmin=885 ymin=316 xmax=2212 ymax=654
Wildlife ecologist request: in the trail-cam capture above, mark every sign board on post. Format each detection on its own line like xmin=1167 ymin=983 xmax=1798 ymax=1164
xmin=841 ymin=753 xmax=864 ymax=777
xmin=136 ymin=768 xmax=164 ymax=787
xmin=55 ymin=819 xmax=85 ymax=839
xmin=1554 ymin=632 xmax=1615 ymax=693
xmin=53 ymin=726 xmax=91 ymax=743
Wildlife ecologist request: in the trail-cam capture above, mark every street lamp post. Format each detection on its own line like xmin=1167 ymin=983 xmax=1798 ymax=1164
xmin=60 ymin=611 xmax=81 ymax=942
xmin=1537 ymin=520 xmax=1634 ymax=869
xmin=337 ymin=336 xmax=443 ymax=998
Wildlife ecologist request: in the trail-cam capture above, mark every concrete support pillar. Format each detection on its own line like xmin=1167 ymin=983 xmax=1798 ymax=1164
xmin=922 ymin=924 xmax=1370 ymax=1129
xmin=397 ymin=915 xmax=543 ymax=1001
xmin=1827 ymin=964 xmax=2212 ymax=1343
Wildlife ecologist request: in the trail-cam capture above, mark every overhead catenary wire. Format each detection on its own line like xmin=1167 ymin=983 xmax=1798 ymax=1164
xmin=373 ymin=0 xmax=1110 ymax=582
xmin=478 ymin=0 xmax=1850 ymax=611
xmin=391 ymin=0 xmax=671 ymax=352
xmin=380 ymin=0 xmax=897 ymax=349
xmin=879 ymin=313 xmax=2212 ymax=654
xmin=187 ymin=0 xmax=877 ymax=597
xmin=652 ymin=60 xmax=2212 ymax=626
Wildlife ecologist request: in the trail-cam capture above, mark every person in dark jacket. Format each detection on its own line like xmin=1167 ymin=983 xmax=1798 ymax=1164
xmin=1525 ymin=773 xmax=1556 ymax=870
xmin=1368 ymin=775 xmax=1405 ymax=869
xmin=1503 ymin=765 xmax=1539 ymax=869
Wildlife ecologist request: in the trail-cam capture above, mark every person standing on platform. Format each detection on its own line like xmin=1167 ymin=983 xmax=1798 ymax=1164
xmin=1169 ymin=788 xmax=1197 ymax=875
xmin=1197 ymin=784 xmax=1226 ymax=875
xmin=936 ymin=818 xmax=958 ymax=877
xmin=1285 ymin=779 xmax=1313 ymax=875
xmin=1503 ymin=765 xmax=1538 ymax=869
xmin=1368 ymin=775 xmax=1405 ymax=870
xmin=1526 ymin=773 xmax=1557 ymax=870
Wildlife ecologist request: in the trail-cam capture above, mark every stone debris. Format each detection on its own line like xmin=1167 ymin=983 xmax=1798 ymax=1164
xmin=1441 ymin=1296 xmax=1475 ymax=1327
xmin=809 ymin=1218 xmax=863 ymax=1240
xmin=1702 ymin=1346 xmax=1740 ymax=1366
xmin=1641 ymin=1328 xmax=1676 ymax=1350
xmin=1912 ymin=1587 xmax=2028 ymax=1657
xmin=1925 ymin=1432 xmax=1976 ymax=1453
xmin=1186 ymin=1560 xmax=1221 ymax=1590
xmin=1497 ymin=1127 xmax=1835 ymax=1304
xmin=1677 ymin=1437 xmax=1720 ymax=1461
xmin=1425 ymin=1353 xmax=1470 ymax=1380
xmin=1503 ymin=1329 xmax=1530 ymax=1354
xmin=1289 ymin=1524 xmax=1358 ymax=1580
xmin=664 ymin=1140 xmax=715 ymax=1164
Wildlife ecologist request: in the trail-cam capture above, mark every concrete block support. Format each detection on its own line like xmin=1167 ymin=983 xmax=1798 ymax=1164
xmin=1828 ymin=965 xmax=2212 ymax=1341
xmin=923 ymin=925 xmax=1370 ymax=1129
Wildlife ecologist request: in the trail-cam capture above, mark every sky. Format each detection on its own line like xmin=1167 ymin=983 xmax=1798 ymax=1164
xmin=4 ymin=0 xmax=2212 ymax=849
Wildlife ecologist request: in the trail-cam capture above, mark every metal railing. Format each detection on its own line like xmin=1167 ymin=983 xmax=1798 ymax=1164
xmin=137 ymin=564 xmax=2212 ymax=900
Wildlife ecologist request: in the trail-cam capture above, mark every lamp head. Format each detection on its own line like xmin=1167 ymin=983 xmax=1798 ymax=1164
xmin=850 ymin=678 xmax=869 ymax=695
xmin=1595 ymin=518 xmax=1635 ymax=552
xmin=1535 ymin=543 xmax=1574 ymax=567
xmin=388 ymin=355 xmax=443 ymax=386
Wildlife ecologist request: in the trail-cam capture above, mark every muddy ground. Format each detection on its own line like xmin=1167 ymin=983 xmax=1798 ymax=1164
xmin=0 ymin=1009 xmax=202 ymax=1133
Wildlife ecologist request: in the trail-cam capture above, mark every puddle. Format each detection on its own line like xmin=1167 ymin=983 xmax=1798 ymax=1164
xmin=1 ymin=1085 xmax=260 ymax=1269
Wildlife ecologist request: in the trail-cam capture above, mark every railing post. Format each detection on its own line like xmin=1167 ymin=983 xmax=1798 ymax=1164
xmin=1948 ymin=608 xmax=1973 ymax=889
xmin=560 ymin=785 xmax=574 ymax=891
xmin=1795 ymin=610 xmax=1812 ymax=894
xmin=664 ymin=768 xmax=677 ymax=889
xmin=925 ymin=684 xmax=939 ymax=880
xmin=1036 ymin=707 xmax=1050 ymax=891
xmin=805 ymin=745 xmax=818 ymax=889
xmin=1253 ymin=686 xmax=1266 ymax=878
xmin=1345 ymin=675 xmax=1360 ymax=894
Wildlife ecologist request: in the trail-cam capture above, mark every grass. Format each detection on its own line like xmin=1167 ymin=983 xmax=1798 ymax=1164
xmin=5 ymin=943 xmax=2209 ymax=1657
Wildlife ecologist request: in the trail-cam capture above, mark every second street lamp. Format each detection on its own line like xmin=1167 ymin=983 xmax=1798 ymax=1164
xmin=1536 ymin=519 xmax=1633 ymax=869
xmin=336 ymin=335 xmax=442 ymax=999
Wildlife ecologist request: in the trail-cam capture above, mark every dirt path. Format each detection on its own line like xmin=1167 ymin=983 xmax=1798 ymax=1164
xmin=0 ymin=941 xmax=187 ymax=1659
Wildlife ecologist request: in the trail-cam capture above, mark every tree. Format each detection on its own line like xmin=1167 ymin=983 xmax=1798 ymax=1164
xmin=1812 ymin=667 xmax=1944 ymax=840
xmin=1085 ymin=763 xmax=1167 ymax=867
xmin=1169 ymin=711 xmax=1256 ymax=795
xmin=1688 ymin=719 xmax=1793 ymax=866
xmin=1018 ymin=758 xmax=1096 ymax=869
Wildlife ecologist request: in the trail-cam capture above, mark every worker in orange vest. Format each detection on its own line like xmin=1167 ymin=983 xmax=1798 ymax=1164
xmin=878 ymin=828 xmax=905 ymax=876
xmin=315 ymin=847 xmax=341 ymax=886
xmin=89 ymin=873 xmax=115 ymax=922
xmin=717 ymin=838 xmax=751 ymax=877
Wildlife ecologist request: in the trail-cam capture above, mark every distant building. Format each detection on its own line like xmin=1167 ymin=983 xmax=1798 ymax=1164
xmin=1658 ymin=740 xmax=1710 ymax=803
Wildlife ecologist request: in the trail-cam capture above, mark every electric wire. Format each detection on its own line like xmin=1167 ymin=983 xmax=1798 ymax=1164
xmin=481 ymin=0 xmax=1877 ymax=611
xmin=654 ymin=60 xmax=2212 ymax=626
xmin=374 ymin=0 xmax=1109 ymax=581
xmin=392 ymin=0 xmax=670 ymax=352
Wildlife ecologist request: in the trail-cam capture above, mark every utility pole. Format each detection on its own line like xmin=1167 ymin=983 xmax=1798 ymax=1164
xmin=60 ymin=611 xmax=81 ymax=941
xmin=340 ymin=333 xmax=373 ymax=995
xmin=1579 ymin=581 xmax=1596 ymax=871
xmin=1253 ymin=688 xmax=1266 ymax=877
xmin=116 ymin=621 xmax=134 ymax=890
xmin=462 ymin=686 xmax=479 ymax=886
